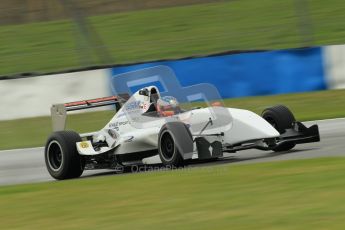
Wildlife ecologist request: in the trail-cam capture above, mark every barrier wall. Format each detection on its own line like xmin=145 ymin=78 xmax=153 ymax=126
xmin=1 ymin=45 xmax=344 ymax=121
xmin=324 ymin=44 xmax=345 ymax=89
xmin=0 ymin=69 xmax=109 ymax=120
xmin=111 ymin=48 xmax=327 ymax=98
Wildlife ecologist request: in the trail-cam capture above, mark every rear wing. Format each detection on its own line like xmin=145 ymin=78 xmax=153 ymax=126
xmin=51 ymin=94 xmax=129 ymax=131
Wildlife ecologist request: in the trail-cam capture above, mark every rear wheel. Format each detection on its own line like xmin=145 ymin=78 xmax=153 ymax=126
xmin=262 ymin=105 xmax=296 ymax=152
xmin=45 ymin=131 xmax=84 ymax=180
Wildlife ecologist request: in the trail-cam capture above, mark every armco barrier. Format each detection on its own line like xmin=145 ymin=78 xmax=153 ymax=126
xmin=111 ymin=47 xmax=327 ymax=98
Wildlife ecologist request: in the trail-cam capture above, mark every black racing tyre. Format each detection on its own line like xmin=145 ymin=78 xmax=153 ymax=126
xmin=44 ymin=130 xmax=84 ymax=180
xmin=262 ymin=105 xmax=296 ymax=152
xmin=262 ymin=105 xmax=295 ymax=133
xmin=158 ymin=125 xmax=185 ymax=167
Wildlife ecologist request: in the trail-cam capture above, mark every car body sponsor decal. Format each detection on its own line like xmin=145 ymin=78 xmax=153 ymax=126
xmin=80 ymin=142 xmax=89 ymax=148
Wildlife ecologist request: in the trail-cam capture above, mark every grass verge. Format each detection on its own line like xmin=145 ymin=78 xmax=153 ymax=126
xmin=1 ymin=0 xmax=345 ymax=75
xmin=1 ymin=157 xmax=345 ymax=229
xmin=0 ymin=89 xmax=344 ymax=150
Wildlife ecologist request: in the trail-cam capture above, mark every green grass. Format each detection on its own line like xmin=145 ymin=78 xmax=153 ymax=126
xmin=0 ymin=89 xmax=344 ymax=151
xmin=1 ymin=0 xmax=345 ymax=75
xmin=222 ymin=89 xmax=345 ymax=121
xmin=1 ymin=157 xmax=345 ymax=229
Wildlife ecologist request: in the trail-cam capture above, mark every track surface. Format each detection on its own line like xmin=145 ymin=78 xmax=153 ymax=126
xmin=0 ymin=119 xmax=344 ymax=186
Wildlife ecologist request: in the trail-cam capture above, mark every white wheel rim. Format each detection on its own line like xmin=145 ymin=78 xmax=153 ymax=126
xmin=159 ymin=130 xmax=176 ymax=162
xmin=47 ymin=140 xmax=64 ymax=172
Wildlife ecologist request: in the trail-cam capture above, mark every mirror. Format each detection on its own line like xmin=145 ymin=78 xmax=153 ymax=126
xmin=139 ymin=89 xmax=149 ymax=96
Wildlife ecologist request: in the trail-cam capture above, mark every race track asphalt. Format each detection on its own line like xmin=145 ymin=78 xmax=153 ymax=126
xmin=0 ymin=118 xmax=344 ymax=186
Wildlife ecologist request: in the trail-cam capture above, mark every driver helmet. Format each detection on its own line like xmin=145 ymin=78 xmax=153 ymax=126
xmin=157 ymin=96 xmax=180 ymax=117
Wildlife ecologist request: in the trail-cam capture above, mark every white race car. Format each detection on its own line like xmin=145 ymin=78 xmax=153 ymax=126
xmin=45 ymin=80 xmax=320 ymax=180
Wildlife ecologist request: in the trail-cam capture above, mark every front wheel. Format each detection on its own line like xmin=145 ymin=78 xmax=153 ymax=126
xmin=158 ymin=122 xmax=193 ymax=167
xmin=44 ymin=131 xmax=84 ymax=180
xmin=158 ymin=128 xmax=184 ymax=167
xmin=262 ymin=105 xmax=296 ymax=152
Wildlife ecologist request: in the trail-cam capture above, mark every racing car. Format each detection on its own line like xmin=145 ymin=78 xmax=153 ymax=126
xmin=45 ymin=86 xmax=320 ymax=180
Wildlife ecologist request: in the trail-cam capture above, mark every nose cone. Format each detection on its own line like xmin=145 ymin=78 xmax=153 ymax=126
xmin=225 ymin=108 xmax=280 ymax=144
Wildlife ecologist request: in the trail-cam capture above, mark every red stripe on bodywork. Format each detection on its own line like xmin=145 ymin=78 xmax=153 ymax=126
xmin=64 ymin=96 xmax=118 ymax=107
